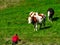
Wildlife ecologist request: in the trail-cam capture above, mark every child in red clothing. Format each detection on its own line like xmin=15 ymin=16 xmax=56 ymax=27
xmin=12 ymin=34 xmax=21 ymax=45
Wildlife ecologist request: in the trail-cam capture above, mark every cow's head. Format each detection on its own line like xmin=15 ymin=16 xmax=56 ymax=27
xmin=28 ymin=16 xmax=32 ymax=24
xmin=28 ymin=11 xmax=38 ymax=24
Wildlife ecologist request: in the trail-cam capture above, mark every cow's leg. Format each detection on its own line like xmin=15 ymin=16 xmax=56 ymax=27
xmin=40 ymin=23 xmax=42 ymax=29
xmin=34 ymin=23 xmax=37 ymax=31
xmin=43 ymin=18 xmax=46 ymax=27
xmin=34 ymin=24 xmax=36 ymax=31
xmin=34 ymin=24 xmax=35 ymax=31
xmin=49 ymin=15 xmax=52 ymax=21
xmin=50 ymin=15 xmax=53 ymax=21
xmin=35 ymin=23 xmax=37 ymax=31
xmin=49 ymin=15 xmax=53 ymax=23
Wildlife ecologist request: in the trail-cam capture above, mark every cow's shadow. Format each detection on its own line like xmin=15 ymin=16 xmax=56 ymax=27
xmin=44 ymin=26 xmax=51 ymax=29
xmin=40 ymin=25 xmax=52 ymax=30
xmin=52 ymin=17 xmax=59 ymax=21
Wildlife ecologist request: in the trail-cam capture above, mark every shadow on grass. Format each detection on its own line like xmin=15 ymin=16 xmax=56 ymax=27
xmin=52 ymin=17 xmax=59 ymax=21
xmin=40 ymin=25 xmax=52 ymax=30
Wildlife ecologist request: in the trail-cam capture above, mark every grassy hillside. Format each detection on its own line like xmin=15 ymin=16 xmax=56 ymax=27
xmin=0 ymin=0 xmax=60 ymax=45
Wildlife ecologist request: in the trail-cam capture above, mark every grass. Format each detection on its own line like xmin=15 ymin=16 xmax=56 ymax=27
xmin=0 ymin=0 xmax=60 ymax=45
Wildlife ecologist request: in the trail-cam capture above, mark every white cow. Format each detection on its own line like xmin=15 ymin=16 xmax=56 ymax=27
xmin=28 ymin=12 xmax=46 ymax=31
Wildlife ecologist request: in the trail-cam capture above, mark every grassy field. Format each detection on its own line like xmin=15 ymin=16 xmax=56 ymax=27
xmin=0 ymin=0 xmax=60 ymax=45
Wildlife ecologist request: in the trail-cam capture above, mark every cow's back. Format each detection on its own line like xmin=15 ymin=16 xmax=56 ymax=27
xmin=47 ymin=8 xmax=54 ymax=15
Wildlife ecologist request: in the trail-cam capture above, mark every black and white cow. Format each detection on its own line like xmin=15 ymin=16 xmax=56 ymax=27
xmin=47 ymin=8 xmax=54 ymax=21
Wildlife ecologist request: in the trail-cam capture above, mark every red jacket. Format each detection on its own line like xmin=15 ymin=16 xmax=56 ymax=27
xmin=12 ymin=35 xmax=19 ymax=42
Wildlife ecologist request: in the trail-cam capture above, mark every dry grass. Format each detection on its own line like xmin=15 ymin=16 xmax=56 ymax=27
xmin=0 ymin=4 xmax=7 ymax=10
xmin=0 ymin=0 xmax=24 ymax=10
xmin=3 ymin=37 xmax=60 ymax=45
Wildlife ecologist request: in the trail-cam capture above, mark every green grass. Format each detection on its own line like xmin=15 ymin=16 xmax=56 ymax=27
xmin=0 ymin=0 xmax=60 ymax=45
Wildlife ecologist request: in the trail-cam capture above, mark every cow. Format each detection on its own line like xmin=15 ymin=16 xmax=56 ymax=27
xmin=47 ymin=8 xmax=54 ymax=22
xmin=28 ymin=12 xmax=46 ymax=31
